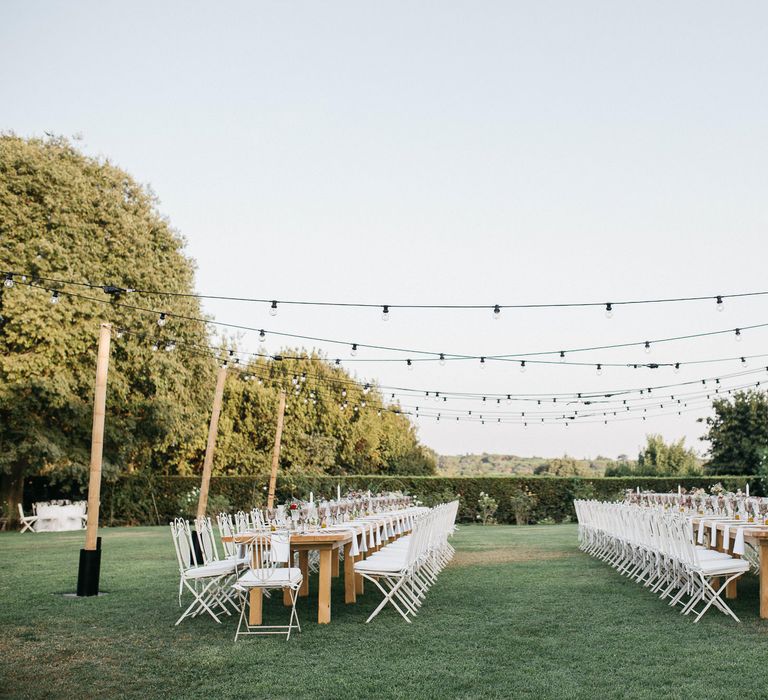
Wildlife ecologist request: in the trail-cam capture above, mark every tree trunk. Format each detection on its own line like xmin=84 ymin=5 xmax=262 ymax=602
xmin=1 ymin=463 xmax=26 ymax=527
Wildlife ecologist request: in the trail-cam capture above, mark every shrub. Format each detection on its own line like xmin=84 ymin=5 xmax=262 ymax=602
xmin=22 ymin=474 xmax=752 ymax=526
xmin=476 ymin=491 xmax=498 ymax=525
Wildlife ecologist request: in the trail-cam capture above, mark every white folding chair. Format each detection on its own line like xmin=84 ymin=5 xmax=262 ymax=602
xmin=17 ymin=504 xmax=38 ymax=533
xmin=170 ymin=519 xmax=236 ymax=625
xmin=232 ymin=530 xmax=302 ymax=641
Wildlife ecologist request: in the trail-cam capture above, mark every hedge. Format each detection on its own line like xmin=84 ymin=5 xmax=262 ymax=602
xmin=23 ymin=474 xmax=753 ymax=527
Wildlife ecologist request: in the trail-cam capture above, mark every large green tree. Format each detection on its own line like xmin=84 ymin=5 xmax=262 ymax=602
xmin=0 ymin=134 xmax=216 ymax=519
xmin=0 ymin=135 xmax=436 ymax=523
xmin=700 ymin=390 xmax=768 ymax=475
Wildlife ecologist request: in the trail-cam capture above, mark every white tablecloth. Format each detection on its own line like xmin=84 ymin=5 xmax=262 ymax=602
xmin=35 ymin=503 xmax=86 ymax=532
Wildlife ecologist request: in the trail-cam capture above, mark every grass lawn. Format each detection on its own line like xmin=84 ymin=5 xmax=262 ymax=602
xmin=2 ymin=523 xmax=768 ymax=700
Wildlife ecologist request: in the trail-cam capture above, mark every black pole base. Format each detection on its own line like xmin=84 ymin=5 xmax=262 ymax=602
xmin=76 ymin=536 xmax=102 ymax=597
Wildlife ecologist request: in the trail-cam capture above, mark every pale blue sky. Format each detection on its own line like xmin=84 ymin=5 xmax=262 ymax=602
xmin=2 ymin=1 xmax=767 ymax=458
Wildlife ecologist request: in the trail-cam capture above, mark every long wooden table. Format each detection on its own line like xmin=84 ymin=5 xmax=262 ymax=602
xmin=224 ymin=513 xmax=414 ymax=624
xmin=693 ymin=517 xmax=768 ymax=618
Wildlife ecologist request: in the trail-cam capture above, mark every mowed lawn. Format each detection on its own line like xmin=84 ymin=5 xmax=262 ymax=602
xmin=2 ymin=524 xmax=768 ymax=700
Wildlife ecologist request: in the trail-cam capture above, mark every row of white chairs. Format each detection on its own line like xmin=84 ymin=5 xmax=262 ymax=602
xmin=354 ymin=501 xmax=459 ymax=623
xmin=171 ymin=503 xmax=458 ymax=636
xmin=575 ymin=500 xmax=750 ymax=622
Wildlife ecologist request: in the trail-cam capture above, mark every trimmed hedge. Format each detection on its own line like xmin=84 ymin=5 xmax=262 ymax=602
xmin=24 ymin=474 xmax=752 ymax=527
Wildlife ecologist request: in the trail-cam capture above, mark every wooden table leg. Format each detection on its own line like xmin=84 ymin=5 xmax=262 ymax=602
xmin=711 ymin=529 xmax=723 ymax=593
xmin=318 ymin=548 xmax=332 ymax=624
xmin=760 ymin=542 xmax=768 ymax=619
xmin=354 ymin=554 xmax=364 ymax=595
xmin=332 ymin=549 xmax=340 ymax=577
xmin=344 ymin=542 xmax=356 ymax=604
xmin=299 ymin=550 xmax=309 ymax=597
xmin=248 ymin=588 xmax=262 ymax=625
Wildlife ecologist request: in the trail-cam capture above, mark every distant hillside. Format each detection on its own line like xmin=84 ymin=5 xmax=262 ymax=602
xmin=437 ymin=453 xmax=637 ymax=477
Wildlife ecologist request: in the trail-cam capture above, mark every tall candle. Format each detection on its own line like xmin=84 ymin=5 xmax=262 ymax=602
xmin=337 ymin=484 xmax=341 ymax=501
xmin=746 ymin=483 xmax=750 ymax=498
xmin=309 ymin=491 xmax=314 ymax=505
xmin=678 ymin=485 xmax=681 ymax=496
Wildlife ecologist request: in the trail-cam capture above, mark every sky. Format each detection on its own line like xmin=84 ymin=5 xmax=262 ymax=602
xmin=2 ymin=1 xmax=767 ymax=458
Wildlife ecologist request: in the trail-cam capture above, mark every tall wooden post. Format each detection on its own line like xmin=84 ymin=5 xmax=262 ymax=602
xmin=267 ymin=390 xmax=287 ymax=509
xmin=196 ymin=364 xmax=228 ymax=519
xmin=77 ymin=323 xmax=112 ymax=596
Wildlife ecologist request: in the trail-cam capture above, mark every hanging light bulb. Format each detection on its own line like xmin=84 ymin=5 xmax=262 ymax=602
xmin=116 ymin=328 xmax=125 ymax=339
xmin=439 ymin=353 xmax=446 ymax=366
xmin=735 ymin=328 xmax=742 ymax=342
xmin=716 ymin=295 xmax=724 ymax=312
xmin=151 ymin=341 xmax=159 ymax=352
xmin=157 ymin=312 xmax=167 ymax=327
xmin=50 ymin=290 xmax=60 ymax=304
xmin=605 ymin=302 xmax=613 ymax=319
xmin=673 ymin=362 xmax=680 ymax=373
xmin=596 ymin=364 xmax=602 ymax=375
xmin=406 ymin=359 xmax=413 ymax=370
xmin=164 ymin=341 xmax=176 ymax=352
xmin=269 ymin=300 xmax=278 ymax=316
xmin=559 ymin=351 xmax=565 ymax=363
xmin=3 ymin=273 xmax=13 ymax=288
xmin=258 ymin=329 xmax=267 ymax=343
xmin=644 ymin=341 xmax=651 ymax=354
xmin=351 ymin=343 xmax=358 ymax=356
xmin=741 ymin=356 xmax=748 ymax=366
xmin=492 ymin=304 xmax=501 ymax=320
xmin=506 ymin=394 xmax=512 ymax=404
xmin=480 ymin=356 xmax=486 ymax=369
xmin=519 ymin=361 xmax=526 ymax=373
xmin=363 ymin=382 xmax=370 ymax=393
xmin=381 ymin=305 xmax=390 ymax=321
xmin=341 ymin=388 xmax=347 ymax=398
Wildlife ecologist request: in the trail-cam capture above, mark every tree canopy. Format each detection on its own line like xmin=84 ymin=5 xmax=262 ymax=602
xmin=0 ymin=135 xmax=435 ymax=520
xmin=700 ymin=390 xmax=768 ymax=476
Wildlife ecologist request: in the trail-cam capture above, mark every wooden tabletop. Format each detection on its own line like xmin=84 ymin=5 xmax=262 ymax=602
xmin=691 ymin=517 xmax=768 ymax=540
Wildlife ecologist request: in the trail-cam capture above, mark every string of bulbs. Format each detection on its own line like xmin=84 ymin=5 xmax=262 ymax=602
xmin=1 ymin=268 xmax=761 ymax=316
xmin=4 ymin=274 xmax=766 ymax=370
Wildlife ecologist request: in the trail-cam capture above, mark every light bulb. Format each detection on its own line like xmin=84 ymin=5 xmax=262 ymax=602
xmin=716 ymin=295 xmax=724 ymax=312
xmin=735 ymin=328 xmax=742 ymax=342
xmin=351 ymin=343 xmax=358 ymax=356
xmin=406 ymin=359 xmax=413 ymax=370
xmin=596 ymin=364 xmax=602 ymax=375
xmin=259 ymin=329 xmax=266 ymax=342
xmin=165 ymin=342 xmax=175 ymax=352
xmin=116 ymin=329 xmax=124 ymax=339
xmin=269 ymin=300 xmax=278 ymax=316
xmin=151 ymin=341 xmax=159 ymax=352
xmin=157 ymin=313 xmax=167 ymax=327
xmin=480 ymin=356 xmax=486 ymax=369
xmin=559 ymin=351 xmax=565 ymax=363
xmin=644 ymin=341 xmax=651 ymax=354
xmin=3 ymin=274 xmax=13 ymax=288
xmin=673 ymin=362 xmax=680 ymax=373
xmin=506 ymin=394 xmax=512 ymax=404
xmin=605 ymin=303 xmax=613 ymax=319
xmin=519 ymin=361 xmax=526 ymax=373
xmin=492 ymin=304 xmax=501 ymax=320
xmin=741 ymin=356 xmax=748 ymax=366
xmin=439 ymin=353 xmax=446 ymax=366
xmin=381 ymin=305 xmax=390 ymax=321
xmin=50 ymin=290 xmax=60 ymax=304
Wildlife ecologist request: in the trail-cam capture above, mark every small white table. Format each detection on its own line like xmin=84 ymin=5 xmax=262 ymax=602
xmin=35 ymin=503 xmax=86 ymax=532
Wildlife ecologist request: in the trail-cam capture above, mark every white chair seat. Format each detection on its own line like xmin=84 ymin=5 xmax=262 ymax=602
xmin=235 ymin=567 xmax=303 ymax=588
xmin=697 ymin=558 xmax=750 ymax=575
xmin=184 ymin=561 xmax=235 ymax=579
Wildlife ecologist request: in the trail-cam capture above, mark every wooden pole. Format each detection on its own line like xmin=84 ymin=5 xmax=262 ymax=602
xmin=196 ymin=364 xmax=228 ymax=519
xmin=267 ymin=389 xmax=287 ymax=509
xmin=84 ymin=323 xmax=112 ymax=551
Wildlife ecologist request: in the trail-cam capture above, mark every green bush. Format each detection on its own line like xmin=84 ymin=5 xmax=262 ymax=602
xmin=23 ymin=474 xmax=752 ymax=526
